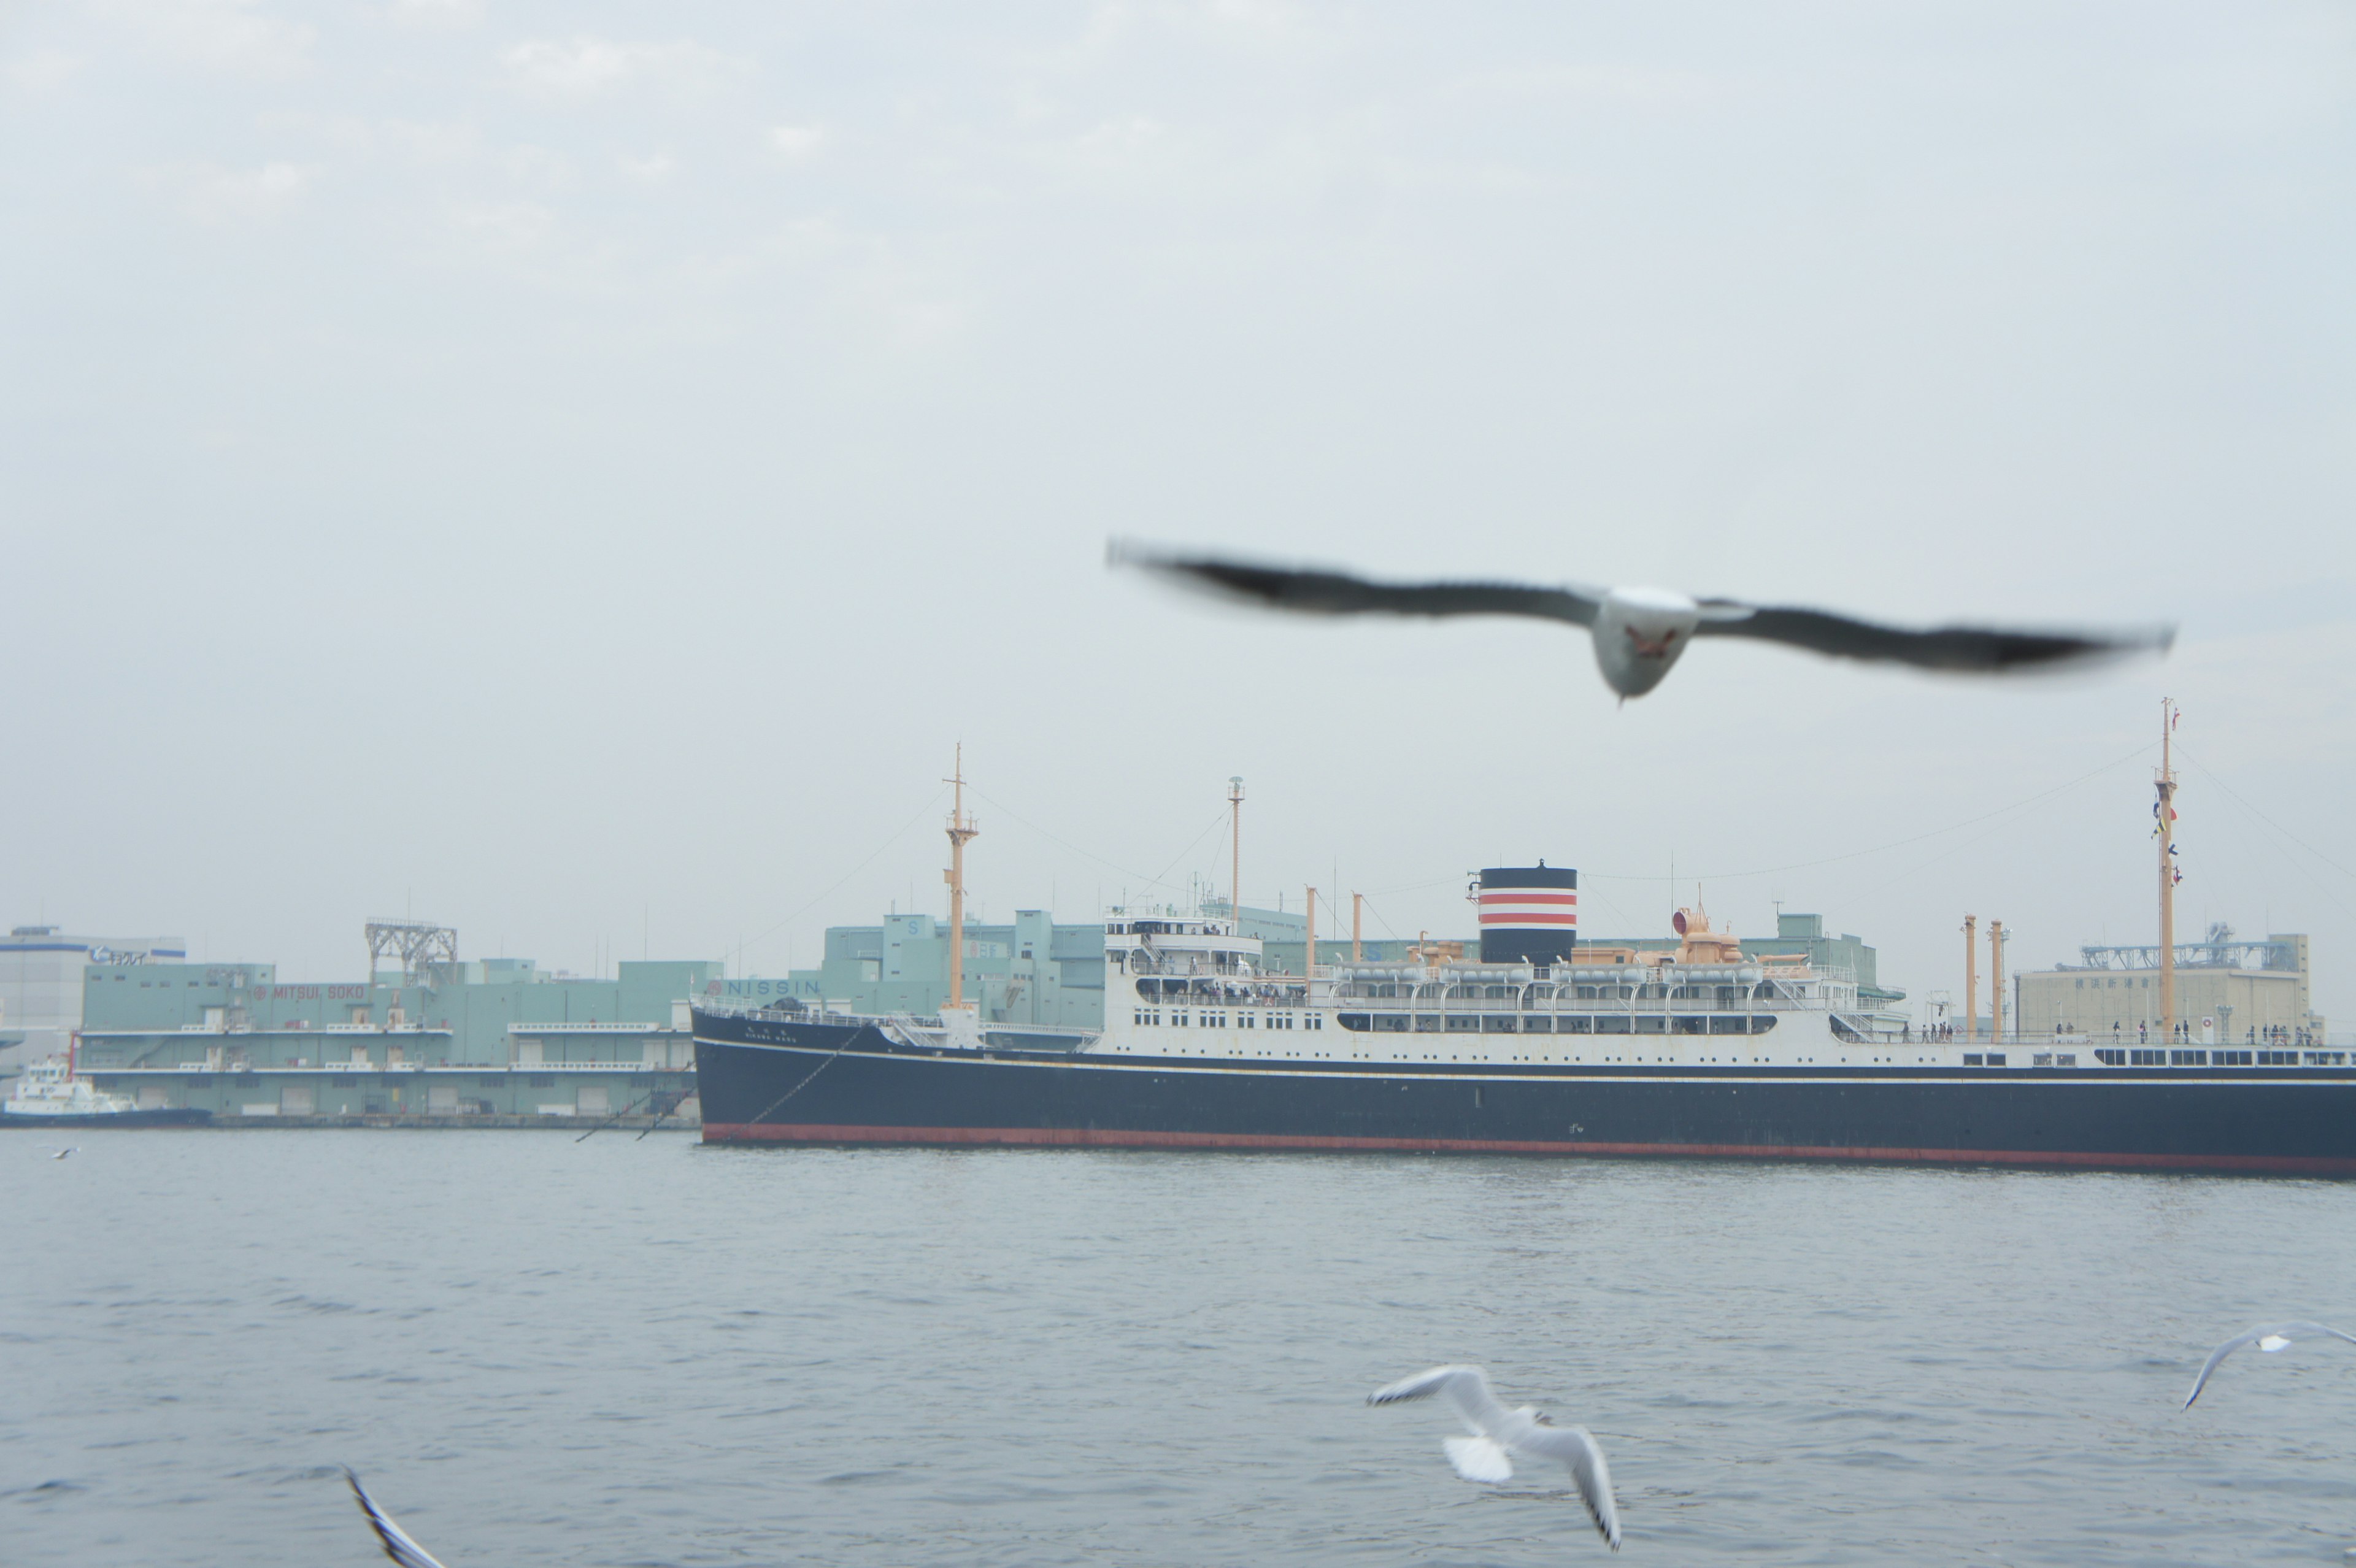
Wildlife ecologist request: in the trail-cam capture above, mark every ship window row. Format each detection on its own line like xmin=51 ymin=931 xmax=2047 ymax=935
xmin=2085 ymin=1048 xmax=2335 ymax=1068
xmin=1335 ymin=1012 xmax=1779 ymax=1036
xmin=1132 ymin=1009 xmax=1319 ymax=1031
xmin=1335 ymin=983 xmax=1774 ymax=1007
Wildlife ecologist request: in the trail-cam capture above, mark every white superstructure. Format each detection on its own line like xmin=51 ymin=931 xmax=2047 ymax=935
xmin=4 ymin=1054 xmax=142 ymax=1118
xmin=1088 ymin=904 xmax=2008 ymax=1070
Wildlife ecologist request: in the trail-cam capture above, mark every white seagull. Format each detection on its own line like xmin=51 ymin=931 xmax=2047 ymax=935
xmin=1368 ymin=1364 xmax=1621 ymax=1550
xmin=1114 ymin=544 xmax=2174 ymax=700
xmin=39 ymin=1145 xmax=77 ymax=1160
xmin=345 ymin=1468 xmax=450 ymax=1568
xmin=2184 ymin=1322 xmax=2356 ymax=1409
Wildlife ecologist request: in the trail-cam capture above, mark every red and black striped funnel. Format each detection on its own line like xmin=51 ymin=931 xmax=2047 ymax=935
xmin=1477 ymin=865 xmax=1578 ymax=965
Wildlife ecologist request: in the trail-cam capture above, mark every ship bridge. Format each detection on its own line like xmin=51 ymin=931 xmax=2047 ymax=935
xmin=1104 ymin=913 xmax=1263 ymax=978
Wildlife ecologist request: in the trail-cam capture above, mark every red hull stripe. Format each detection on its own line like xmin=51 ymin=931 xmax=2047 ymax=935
xmin=1479 ymin=913 xmax=1578 ymax=925
xmin=1480 ymin=892 xmax=1576 ymax=904
xmin=700 ymin=1122 xmax=2356 ymax=1175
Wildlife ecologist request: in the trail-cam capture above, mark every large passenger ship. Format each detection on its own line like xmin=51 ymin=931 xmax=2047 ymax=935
xmin=693 ymin=862 xmax=2356 ymax=1176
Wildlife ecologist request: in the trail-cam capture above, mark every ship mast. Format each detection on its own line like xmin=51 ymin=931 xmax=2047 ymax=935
xmin=2157 ymin=698 xmax=2177 ymax=1040
xmin=1962 ymin=915 xmax=1977 ymax=1040
xmin=1988 ymin=919 xmax=2005 ymax=1044
xmin=1228 ymin=776 xmax=1245 ymax=932
xmin=944 ymin=746 xmax=979 ymax=1013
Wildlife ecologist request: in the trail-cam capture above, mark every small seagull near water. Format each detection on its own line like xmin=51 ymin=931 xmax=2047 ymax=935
xmin=1369 ymin=1364 xmax=1621 ymax=1550
xmin=1114 ymin=544 xmax=2174 ymax=701
xmin=345 ymin=1468 xmax=450 ymax=1568
xmin=38 ymin=1145 xmax=77 ymax=1160
xmin=2184 ymin=1322 xmax=2356 ymax=1409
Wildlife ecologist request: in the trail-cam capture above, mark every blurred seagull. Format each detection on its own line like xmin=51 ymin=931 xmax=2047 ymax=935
xmin=345 ymin=1468 xmax=450 ymax=1568
xmin=38 ymin=1145 xmax=77 ymax=1160
xmin=1112 ymin=544 xmax=2174 ymax=700
xmin=2184 ymin=1322 xmax=2356 ymax=1409
xmin=1369 ymin=1364 xmax=1621 ymax=1550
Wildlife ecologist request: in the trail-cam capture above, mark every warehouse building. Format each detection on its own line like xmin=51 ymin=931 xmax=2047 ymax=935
xmin=71 ymin=926 xmax=709 ymax=1123
xmin=2012 ymin=928 xmax=2322 ymax=1043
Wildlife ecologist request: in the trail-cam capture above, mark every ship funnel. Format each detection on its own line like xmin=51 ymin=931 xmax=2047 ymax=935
xmin=1477 ymin=864 xmax=1578 ymax=965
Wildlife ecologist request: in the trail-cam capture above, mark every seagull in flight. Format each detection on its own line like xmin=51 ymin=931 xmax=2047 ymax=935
xmin=2183 ymin=1322 xmax=2356 ymax=1409
xmin=345 ymin=1469 xmax=450 ymax=1568
xmin=38 ymin=1145 xmax=77 ymax=1160
xmin=1113 ymin=544 xmax=2174 ymax=700
xmin=1368 ymin=1364 xmax=1621 ymax=1550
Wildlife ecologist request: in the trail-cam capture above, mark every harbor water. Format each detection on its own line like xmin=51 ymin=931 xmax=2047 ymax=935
xmin=4 ymin=1132 xmax=2354 ymax=1566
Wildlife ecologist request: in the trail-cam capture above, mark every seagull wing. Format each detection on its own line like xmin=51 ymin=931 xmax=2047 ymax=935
xmin=1692 ymin=601 xmax=2173 ymax=674
xmin=345 ymin=1469 xmax=450 ymax=1568
xmin=1443 ymin=1434 xmax=1515 ymax=1483
xmin=1368 ymin=1364 xmax=1517 ymax=1435
xmin=2184 ymin=1321 xmax=2356 ymax=1408
xmin=1115 ymin=545 xmax=1601 ymax=628
xmin=1511 ymin=1424 xmax=1622 ymax=1550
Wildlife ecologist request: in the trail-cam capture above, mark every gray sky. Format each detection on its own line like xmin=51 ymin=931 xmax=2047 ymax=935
xmin=5 ymin=1 xmax=2352 ymax=1023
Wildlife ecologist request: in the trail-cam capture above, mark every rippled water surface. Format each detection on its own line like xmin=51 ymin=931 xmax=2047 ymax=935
xmin=6 ymin=1131 xmax=2356 ymax=1566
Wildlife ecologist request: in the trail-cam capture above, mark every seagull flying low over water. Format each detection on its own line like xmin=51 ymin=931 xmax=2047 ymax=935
xmin=38 ymin=1145 xmax=77 ymax=1160
xmin=2184 ymin=1322 xmax=2356 ymax=1409
xmin=1369 ymin=1364 xmax=1621 ymax=1550
xmin=1113 ymin=544 xmax=2176 ymax=700
xmin=345 ymin=1469 xmax=450 ymax=1568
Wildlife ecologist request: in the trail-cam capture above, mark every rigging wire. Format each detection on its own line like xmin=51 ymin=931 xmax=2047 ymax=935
xmin=737 ymin=783 xmax=951 ymax=965
xmin=1145 ymin=809 xmax=1238 ymax=897
xmin=2173 ymin=745 xmax=2356 ymax=923
xmin=2174 ymin=745 xmax=2356 ymax=883
xmin=1579 ymin=737 xmax=2161 ymax=883
xmin=964 ymin=785 xmax=1217 ymax=897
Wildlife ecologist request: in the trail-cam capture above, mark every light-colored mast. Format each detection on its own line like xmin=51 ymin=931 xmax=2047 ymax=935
xmin=944 ymin=745 xmax=979 ymax=1012
xmin=2157 ymin=698 xmax=2177 ymax=1041
xmin=1304 ymin=886 xmax=1317 ymax=991
xmin=1963 ymin=915 xmax=1977 ymax=1040
xmin=1989 ymin=919 xmax=2005 ymax=1044
xmin=1228 ymin=776 xmax=1244 ymax=932
xmin=1352 ymin=892 xmax=1363 ymax=963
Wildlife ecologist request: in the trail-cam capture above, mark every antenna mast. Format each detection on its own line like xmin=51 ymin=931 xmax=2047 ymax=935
xmin=944 ymin=746 xmax=980 ymax=1012
xmin=1228 ymin=776 xmax=1245 ymax=931
xmin=2157 ymin=699 xmax=2177 ymax=1040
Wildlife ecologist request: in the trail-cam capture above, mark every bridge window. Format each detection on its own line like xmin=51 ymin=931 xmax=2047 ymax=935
xmin=2170 ymin=1050 xmax=2206 ymax=1066
xmin=2095 ymin=1049 xmax=2126 ymax=1066
xmin=2130 ymin=1049 xmax=2165 ymax=1066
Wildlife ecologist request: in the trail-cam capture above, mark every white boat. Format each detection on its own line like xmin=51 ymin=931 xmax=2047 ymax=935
xmin=3 ymin=1052 xmax=212 ymax=1127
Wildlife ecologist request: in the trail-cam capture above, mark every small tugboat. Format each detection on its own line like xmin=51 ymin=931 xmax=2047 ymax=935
xmin=3 ymin=1048 xmax=212 ymax=1128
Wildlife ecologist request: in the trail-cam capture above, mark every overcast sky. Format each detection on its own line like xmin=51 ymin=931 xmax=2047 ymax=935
xmin=5 ymin=1 xmax=2352 ymax=1024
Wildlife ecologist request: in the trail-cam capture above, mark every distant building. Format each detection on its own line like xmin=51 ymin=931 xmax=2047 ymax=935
xmin=1 ymin=925 xmax=187 ymax=1064
xmin=704 ymin=910 xmax=1105 ymax=1028
xmin=2014 ymin=929 xmax=2321 ymax=1042
xmin=72 ymin=951 xmax=712 ymax=1122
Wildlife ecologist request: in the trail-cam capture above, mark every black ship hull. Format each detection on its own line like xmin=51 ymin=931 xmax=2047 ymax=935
xmin=693 ymin=1010 xmax=2356 ymax=1175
